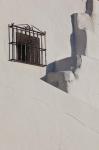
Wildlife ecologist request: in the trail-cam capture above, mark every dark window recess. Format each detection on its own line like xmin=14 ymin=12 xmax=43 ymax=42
xmin=8 ymin=23 xmax=47 ymax=66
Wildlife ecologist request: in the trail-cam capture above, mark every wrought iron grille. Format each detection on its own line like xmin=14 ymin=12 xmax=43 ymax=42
xmin=8 ymin=23 xmax=47 ymax=66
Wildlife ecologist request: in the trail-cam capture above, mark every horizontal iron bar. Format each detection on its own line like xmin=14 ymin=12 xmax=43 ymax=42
xmin=8 ymin=25 xmax=46 ymax=36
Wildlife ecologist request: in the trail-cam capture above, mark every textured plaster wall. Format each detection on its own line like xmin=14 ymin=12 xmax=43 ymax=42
xmin=44 ymin=0 xmax=99 ymax=101
xmin=0 ymin=0 xmax=85 ymax=65
xmin=0 ymin=1 xmax=99 ymax=149
xmin=85 ymin=0 xmax=99 ymax=59
xmin=0 ymin=0 xmax=99 ymax=65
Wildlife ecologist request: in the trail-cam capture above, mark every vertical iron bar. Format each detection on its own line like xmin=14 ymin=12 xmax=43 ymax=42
xmin=12 ymin=24 xmax=14 ymax=60
xmin=25 ymin=44 xmax=26 ymax=63
xmin=16 ymin=27 xmax=18 ymax=61
xmin=21 ymin=29 xmax=23 ymax=61
xmin=29 ymin=27 xmax=31 ymax=64
xmin=33 ymin=28 xmax=34 ymax=37
xmin=37 ymin=32 xmax=40 ymax=65
xmin=41 ymin=34 xmax=43 ymax=66
xmin=36 ymin=32 xmax=38 ymax=65
xmin=33 ymin=29 xmax=34 ymax=64
xmin=44 ymin=32 xmax=47 ymax=65
xmin=8 ymin=25 xmax=10 ymax=60
xmin=25 ymin=28 xmax=27 ymax=63
xmin=21 ymin=44 xmax=22 ymax=61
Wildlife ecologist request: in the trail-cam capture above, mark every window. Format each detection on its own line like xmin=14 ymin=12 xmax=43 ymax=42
xmin=8 ymin=23 xmax=47 ymax=66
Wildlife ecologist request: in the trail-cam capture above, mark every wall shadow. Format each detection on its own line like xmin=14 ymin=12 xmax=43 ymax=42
xmin=70 ymin=13 xmax=87 ymax=57
xmin=46 ymin=57 xmax=77 ymax=74
xmin=86 ymin=0 xmax=93 ymax=16
xmin=41 ymin=13 xmax=88 ymax=91
xmin=42 ymin=55 xmax=82 ymax=82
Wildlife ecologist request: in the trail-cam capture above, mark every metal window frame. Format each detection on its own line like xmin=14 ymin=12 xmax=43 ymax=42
xmin=8 ymin=23 xmax=47 ymax=67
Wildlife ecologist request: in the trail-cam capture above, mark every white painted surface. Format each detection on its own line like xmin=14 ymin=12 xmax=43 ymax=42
xmin=0 ymin=61 xmax=99 ymax=150
xmin=0 ymin=0 xmax=99 ymax=149
xmin=69 ymin=56 xmax=99 ymax=109
xmin=0 ymin=0 xmax=99 ymax=61
xmin=0 ymin=0 xmax=86 ymax=63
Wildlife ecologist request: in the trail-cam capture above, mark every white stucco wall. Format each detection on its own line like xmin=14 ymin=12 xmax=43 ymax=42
xmin=0 ymin=1 xmax=99 ymax=150
xmin=0 ymin=0 xmax=85 ymax=64
xmin=0 ymin=0 xmax=99 ymax=64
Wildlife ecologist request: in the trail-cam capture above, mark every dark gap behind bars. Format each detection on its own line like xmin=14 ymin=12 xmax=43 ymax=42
xmin=8 ymin=23 xmax=47 ymax=67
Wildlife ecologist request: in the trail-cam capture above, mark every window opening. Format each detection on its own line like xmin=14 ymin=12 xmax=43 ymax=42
xmin=8 ymin=23 xmax=47 ymax=66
